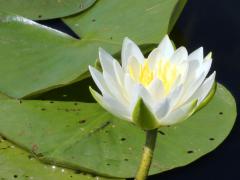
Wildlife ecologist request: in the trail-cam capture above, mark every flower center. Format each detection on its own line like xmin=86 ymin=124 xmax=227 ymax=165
xmin=128 ymin=59 xmax=179 ymax=94
xmin=157 ymin=60 xmax=178 ymax=93
xmin=139 ymin=61 xmax=154 ymax=86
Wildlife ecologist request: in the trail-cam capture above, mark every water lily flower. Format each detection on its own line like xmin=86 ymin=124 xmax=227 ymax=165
xmin=89 ymin=35 xmax=216 ymax=130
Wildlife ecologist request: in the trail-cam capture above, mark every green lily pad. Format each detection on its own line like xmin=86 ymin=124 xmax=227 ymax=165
xmin=63 ymin=0 xmax=187 ymax=46
xmin=0 ymin=136 xmax=114 ymax=180
xmin=0 ymin=84 xmax=236 ymax=178
xmin=0 ymin=0 xmax=186 ymax=98
xmin=0 ymin=0 xmax=96 ymax=20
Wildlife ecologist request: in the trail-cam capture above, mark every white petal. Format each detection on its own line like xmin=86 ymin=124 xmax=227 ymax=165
xmin=170 ymin=74 xmax=182 ymax=90
xmin=128 ymin=84 xmax=154 ymax=113
xmin=154 ymin=98 xmax=170 ymax=119
xmin=197 ymin=58 xmax=212 ymax=77
xmin=180 ymin=71 xmax=206 ymax=103
xmin=103 ymin=94 xmax=131 ymax=120
xmin=183 ymin=60 xmax=200 ymax=86
xmin=99 ymin=47 xmax=115 ymax=75
xmin=188 ymin=47 xmax=204 ymax=64
xmin=99 ymin=48 xmax=126 ymax=89
xmin=89 ymin=66 xmax=110 ymax=95
xmin=138 ymin=85 xmax=154 ymax=108
xmin=159 ymin=99 xmax=197 ymax=125
xmin=157 ymin=35 xmax=175 ymax=59
xmin=170 ymin=47 xmax=188 ymax=64
xmin=129 ymin=85 xmax=141 ymax=113
xmin=113 ymin=60 xmax=124 ymax=87
xmin=188 ymin=72 xmax=216 ymax=105
xmin=127 ymin=56 xmax=141 ymax=81
xmin=148 ymin=78 xmax=165 ymax=101
xmin=103 ymin=72 xmax=128 ymax=105
xmin=148 ymin=48 xmax=160 ymax=69
xmin=174 ymin=60 xmax=189 ymax=85
xmin=181 ymin=59 xmax=212 ymax=103
xmin=90 ymin=88 xmax=131 ymax=120
xmin=124 ymin=73 xmax=137 ymax=100
xmin=167 ymin=62 xmax=188 ymax=93
xmin=121 ymin=37 xmax=144 ymax=71
xmin=167 ymin=84 xmax=183 ymax=109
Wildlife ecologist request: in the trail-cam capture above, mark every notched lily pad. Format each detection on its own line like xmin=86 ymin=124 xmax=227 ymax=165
xmin=0 ymin=0 xmax=186 ymax=98
xmin=0 ymin=84 xmax=236 ymax=178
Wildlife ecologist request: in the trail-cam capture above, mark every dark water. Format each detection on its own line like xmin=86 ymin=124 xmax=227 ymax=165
xmin=156 ymin=1 xmax=240 ymax=180
xmin=38 ymin=0 xmax=240 ymax=179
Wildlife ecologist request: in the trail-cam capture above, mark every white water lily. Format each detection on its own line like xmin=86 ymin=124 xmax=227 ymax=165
xmin=89 ymin=35 xmax=216 ymax=130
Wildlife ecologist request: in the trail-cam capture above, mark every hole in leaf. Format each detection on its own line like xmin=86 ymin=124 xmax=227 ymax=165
xmin=187 ymin=150 xmax=194 ymax=154
xmin=79 ymin=120 xmax=86 ymax=124
xmin=41 ymin=108 xmax=46 ymax=111
xmin=92 ymin=19 xmax=96 ymax=22
xmin=209 ymin=138 xmax=215 ymax=141
xmin=74 ymin=102 xmax=78 ymax=106
xmin=38 ymin=15 xmax=42 ymax=18
xmin=19 ymin=100 xmax=22 ymax=104
xmin=13 ymin=175 xmax=18 ymax=178
xmin=124 ymin=158 xmax=129 ymax=161
xmin=49 ymin=101 xmax=54 ymax=104
xmin=158 ymin=131 xmax=165 ymax=135
xmin=106 ymin=163 xmax=110 ymax=166
xmin=219 ymin=112 xmax=223 ymax=115
xmin=121 ymin=138 xmax=126 ymax=141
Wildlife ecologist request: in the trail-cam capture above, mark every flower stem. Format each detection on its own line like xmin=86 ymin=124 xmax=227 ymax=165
xmin=135 ymin=129 xmax=158 ymax=180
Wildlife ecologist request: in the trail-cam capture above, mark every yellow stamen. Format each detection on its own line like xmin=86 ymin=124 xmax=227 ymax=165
xmin=128 ymin=59 xmax=179 ymax=94
xmin=139 ymin=61 xmax=154 ymax=86
xmin=157 ymin=61 xmax=178 ymax=93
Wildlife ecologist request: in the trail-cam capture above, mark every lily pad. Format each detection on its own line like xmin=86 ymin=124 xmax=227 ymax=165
xmin=0 ymin=84 xmax=236 ymax=178
xmin=0 ymin=136 xmax=114 ymax=180
xmin=0 ymin=0 xmax=186 ymax=98
xmin=0 ymin=0 xmax=96 ymax=20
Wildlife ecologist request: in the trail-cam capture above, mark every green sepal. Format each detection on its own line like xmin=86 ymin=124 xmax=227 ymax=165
xmin=132 ymin=98 xmax=160 ymax=130
xmin=195 ymin=81 xmax=217 ymax=112
xmin=94 ymin=58 xmax=102 ymax=72
xmin=89 ymin=87 xmax=104 ymax=106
